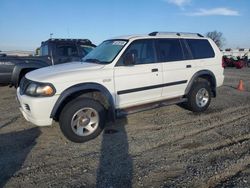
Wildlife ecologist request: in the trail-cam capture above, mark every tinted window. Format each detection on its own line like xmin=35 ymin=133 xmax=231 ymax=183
xmin=186 ymin=39 xmax=215 ymax=59
xmin=57 ymin=45 xmax=78 ymax=56
xmin=156 ymin=39 xmax=184 ymax=62
xmin=117 ymin=40 xmax=156 ymax=66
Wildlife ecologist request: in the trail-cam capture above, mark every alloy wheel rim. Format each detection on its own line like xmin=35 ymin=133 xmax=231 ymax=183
xmin=195 ymin=88 xmax=209 ymax=108
xmin=71 ymin=108 xmax=99 ymax=136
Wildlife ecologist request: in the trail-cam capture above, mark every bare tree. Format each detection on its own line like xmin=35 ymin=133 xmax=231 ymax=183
xmin=205 ymin=31 xmax=225 ymax=48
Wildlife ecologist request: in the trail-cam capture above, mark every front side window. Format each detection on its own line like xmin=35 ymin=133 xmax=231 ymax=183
xmin=82 ymin=40 xmax=127 ymax=64
xmin=186 ymin=39 xmax=215 ymax=59
xmin=117 ymin=40 xmax=156 ymax=66
xmin=155 ymin=39 xmax=184 ymax=62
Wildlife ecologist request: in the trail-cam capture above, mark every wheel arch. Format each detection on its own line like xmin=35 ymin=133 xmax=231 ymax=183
xmin=185 ymin=70 xmax=217 ymax=97
xmin=50 ymin=83 xmax=116 ymax=122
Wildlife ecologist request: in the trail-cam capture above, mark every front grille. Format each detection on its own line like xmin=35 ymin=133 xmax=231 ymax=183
xmin=19 ymin=77 xmax=31 ymax=95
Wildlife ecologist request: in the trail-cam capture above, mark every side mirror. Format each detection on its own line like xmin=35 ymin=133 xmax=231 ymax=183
xmin=124 ymin=52 xmax=136 ymax=66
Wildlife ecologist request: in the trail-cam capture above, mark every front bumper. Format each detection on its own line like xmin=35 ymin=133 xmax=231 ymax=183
xmin=17 ymin=88 xmax=59 ymax=126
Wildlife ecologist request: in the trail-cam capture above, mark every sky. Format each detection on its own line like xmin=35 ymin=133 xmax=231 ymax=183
xmin=0 ymin=0 xmax=249 ymax=51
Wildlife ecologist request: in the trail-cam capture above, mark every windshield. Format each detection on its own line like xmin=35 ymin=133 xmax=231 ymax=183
xmin=82 ymin=40 xmax=127 ymax=64
xmin=80 ymin=45 xmax=95 ymax=54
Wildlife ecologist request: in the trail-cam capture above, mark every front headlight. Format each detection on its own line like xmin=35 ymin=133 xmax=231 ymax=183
xmin=25 ymin=82 xmax=56 ymax=97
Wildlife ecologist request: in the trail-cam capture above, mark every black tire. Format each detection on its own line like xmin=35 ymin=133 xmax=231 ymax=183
xmin=59 ymin=98 xmax=106 ymax=143
xmin=180 ymin=79 xmax=212 ymax=112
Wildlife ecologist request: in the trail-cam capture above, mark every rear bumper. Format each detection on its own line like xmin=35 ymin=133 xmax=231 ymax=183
xmin=17 ymin=88 xmax=59 ymax=126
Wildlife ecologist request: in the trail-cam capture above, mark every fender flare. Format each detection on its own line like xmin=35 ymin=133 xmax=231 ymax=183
xmin=50 ymin=83 xmax=116 ymax=121
xmin=11 ymin=63 xmax=47 ymax=87
xmin=185 ymin=70 xmax=217 ymax=97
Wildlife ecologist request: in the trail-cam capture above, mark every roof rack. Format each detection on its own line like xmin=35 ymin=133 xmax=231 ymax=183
xmin=42 ymin=38 xmax=92 ymax=44
xmin=148 ymin=31 xmax=204 ymax=37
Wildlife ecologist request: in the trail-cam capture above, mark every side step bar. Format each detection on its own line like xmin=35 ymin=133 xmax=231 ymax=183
xmin=116 ymin=97 xmax=187 ymax=118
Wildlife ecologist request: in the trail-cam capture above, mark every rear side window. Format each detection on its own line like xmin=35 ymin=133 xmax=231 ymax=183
xmin=186 ymin=39 xmax=215 ymax=59
xmin=155 ymin=39 xmax=184 ymax=62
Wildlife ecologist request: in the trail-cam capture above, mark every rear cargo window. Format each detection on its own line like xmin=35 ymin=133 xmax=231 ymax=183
xmin=186 ymin=39 xmax=215 ymax=59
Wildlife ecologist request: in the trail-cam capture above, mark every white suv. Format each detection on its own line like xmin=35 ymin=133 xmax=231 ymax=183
xmin=17 ymin=32 xmax=224 ymax=142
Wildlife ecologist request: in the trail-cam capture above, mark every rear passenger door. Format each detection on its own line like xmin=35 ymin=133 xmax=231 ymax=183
xmin=155 ymin=39 xmax=194 ymax=98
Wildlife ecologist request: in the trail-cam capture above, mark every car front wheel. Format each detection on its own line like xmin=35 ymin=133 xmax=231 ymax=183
xmin=59 ymin=98 xmax=106 ymax=143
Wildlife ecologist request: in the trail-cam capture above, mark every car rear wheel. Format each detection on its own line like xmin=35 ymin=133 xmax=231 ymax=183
xmin=59 ymin=98 xmax=106 ymax=143
xmin=180 ymin=79 xmax=212 ymax=112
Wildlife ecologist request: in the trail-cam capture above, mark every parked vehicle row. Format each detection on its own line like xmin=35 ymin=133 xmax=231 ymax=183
xmin=223 ymin=55 xmax=250 ymax=69
xmin=0 ymin=38 xmax=96 ymax=87
xmin=17 ymin=32 xmax=224 ymax=143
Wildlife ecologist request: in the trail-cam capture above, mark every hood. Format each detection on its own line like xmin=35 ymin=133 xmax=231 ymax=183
xmin=26 ymin=61 xmax=105 ymax=82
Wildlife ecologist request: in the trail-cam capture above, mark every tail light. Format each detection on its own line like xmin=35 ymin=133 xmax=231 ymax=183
xmin=222 ymin=57 xmax=225 ymax=68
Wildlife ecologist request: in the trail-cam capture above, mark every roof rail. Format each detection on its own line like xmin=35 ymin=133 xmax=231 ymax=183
xmin=148 ymin=31 xmax=204 ymax=37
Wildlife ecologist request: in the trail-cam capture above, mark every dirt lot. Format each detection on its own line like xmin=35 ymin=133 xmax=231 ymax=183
xmin=0 ymin=68 xmax=250 ymax=188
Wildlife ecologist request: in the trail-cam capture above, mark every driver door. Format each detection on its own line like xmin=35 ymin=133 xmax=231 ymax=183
xmin=114 ymin=39 xmax=163 ymax=108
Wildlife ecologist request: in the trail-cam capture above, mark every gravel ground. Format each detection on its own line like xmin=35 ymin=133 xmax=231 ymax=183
xmin=0 ymin=68 xmax=250 ymax=188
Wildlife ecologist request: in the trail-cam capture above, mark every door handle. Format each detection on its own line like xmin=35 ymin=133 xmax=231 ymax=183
xmin=186 ymin=65 xmax=192 ymax=68
xmin=151 ymin=68 xmax=158 ymax=72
